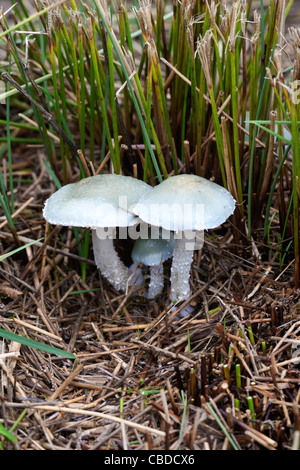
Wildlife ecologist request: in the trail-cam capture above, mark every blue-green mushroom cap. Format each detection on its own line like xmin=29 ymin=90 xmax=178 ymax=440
xmin=132 ymin=237 xmax=176 ymax=266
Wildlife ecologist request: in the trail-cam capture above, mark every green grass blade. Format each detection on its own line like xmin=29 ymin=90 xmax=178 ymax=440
xmin=0 ymin=328 xmax=76 ymax=360
xmin=0 ymin=423 xmax=18 ymax=443
xmin=206 ymin=402 xmax=239 ymax=450
xmin=0 ymin=238 xmax=44 ymax=262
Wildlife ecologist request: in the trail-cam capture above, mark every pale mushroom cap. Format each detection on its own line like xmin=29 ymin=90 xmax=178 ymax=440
xmin=133 ymin=174 xmax=236 ymax=232
xmin=132 ymin=237 xmax=176 ymax=267
xmin=43 ymin=174 xmax=153 ymax=228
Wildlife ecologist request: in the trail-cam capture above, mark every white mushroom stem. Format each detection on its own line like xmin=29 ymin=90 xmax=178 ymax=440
xmin=92 ymin=229 xmax=143 ymax=292
xmin=170 ymin=230 xmax=203 ymax=302
xmin=146 ymin=264 xmax=164 ymax=299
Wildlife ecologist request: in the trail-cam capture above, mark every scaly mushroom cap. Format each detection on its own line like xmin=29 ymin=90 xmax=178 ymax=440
xmin=43 ymin=174 xmax=153 ymax=228
xmin=133 ymin=174 xmax=235 ymax=232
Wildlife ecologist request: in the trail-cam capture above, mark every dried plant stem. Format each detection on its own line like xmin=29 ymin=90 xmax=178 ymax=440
xmin=7 ymin=404 xmax=166 ymax=438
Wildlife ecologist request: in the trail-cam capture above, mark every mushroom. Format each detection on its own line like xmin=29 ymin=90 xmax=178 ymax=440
xmin=132 ymin=174 xmax=236 ymax=303
xmin=131 ymin=232 xmax=176 ymax=299
xmin=43 ymin=173 xmax=153 ymax=292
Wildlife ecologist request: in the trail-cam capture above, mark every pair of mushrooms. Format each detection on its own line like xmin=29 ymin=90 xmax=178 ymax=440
xmin=43 ymin=173 xmax=235 ymax=305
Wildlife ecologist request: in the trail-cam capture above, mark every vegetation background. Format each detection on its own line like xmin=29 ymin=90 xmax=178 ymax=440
xmin=0 ymin=0 xmax=299 ymax=451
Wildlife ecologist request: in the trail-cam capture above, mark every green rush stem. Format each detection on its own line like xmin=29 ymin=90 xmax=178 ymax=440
xmin=0 ymin=173 xmax=15 ymax=230
xmin=88 ymin=48 xmax=96 ymax=164
xmin=58 ymin=28 xmax=73 ymax=89
xmin=143 ymin=62 xmax=154 ymax=181
xmin=152 ymin=56 xmax=178 ymax=173
xmin=248 ymin=47 xmax=257 ymax=154
xmin=180 ymin=59 xmax=190 ymax=162
xmin=207 ymin=86 xmax=226 ymax=186
xmin=247 ymin=396 xmax=256 ymax=426
xmin=118 ymin=4 xmax=126 ymax=50
xmin=259 ymin=0 xmax=265 ymax=65
xmin=248 ymin=66 xmax=269 ymax=238
xmin=189 ymin=43 xmax=203 ymax=175
xmin=171 ymin=2 xmax=180 ymax=71
xmin=6 ymin=53 xmax=14 ymax=212
xmin=80 ymin=229 xmax=89 ymax=281
xmin=68 ymin=0 xmax=78 ymax=11
xmin=230 ymin=51 xmax=243 ymax=211
xmin=101 ymin=75 xmax=110 ymax=164
xmin=119 ymin=396 xmax=124 ymax=419
xmin=171 ymin=11 xmax=187 ymax=133
xmin=89 ymin=30 xmax=116 ymax=171
xmin=78 ymin=24 xmax=86 ymax=155
xmin=0 ymin=120 xmax=36 ymax=130
xmin=235 ymin=364 xmax=241 ymax=389
xmin=247 ymin=325 xmax=255 ymax=344
xmin=106 ymin=31 xmax=121 ymax=174
xmin=211 ymin=26 xmax=224 ymax=92
xmin=49 ymin=38 xmax=67 ymax=180
xmin=119 ymin=4 xmax=133 ymax=131
xmin=68 ymin=20 xmax=80 ymax=116
xmin=291 ymin=100 xmax=300 ymax=287
xmin=272 ymin=87 xmax=290 ymax=122
xmin=155 ymin=0 xmax=163 ymax=58
xmin=187 ymin=330 xmax=191 ymax=353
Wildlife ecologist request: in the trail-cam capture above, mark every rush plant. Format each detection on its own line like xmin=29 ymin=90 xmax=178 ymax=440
xmin=0 ymin=0 xmax=298 ymax=286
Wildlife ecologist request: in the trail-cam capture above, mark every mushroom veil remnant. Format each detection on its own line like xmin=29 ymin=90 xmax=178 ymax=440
xmin=133 ymin=174 xmax=236 ymax=303
xmin=43 ymin=173 xmax=153 ymax=292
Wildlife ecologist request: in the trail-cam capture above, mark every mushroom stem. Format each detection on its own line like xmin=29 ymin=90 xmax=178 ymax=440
xmin=92 ymin=229 xmax=143 ymax=292
xmin=170 ymin=231 xmax=201 ymax=301
xmin=146 ymin=264 xmax=164 ymax=299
